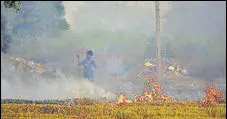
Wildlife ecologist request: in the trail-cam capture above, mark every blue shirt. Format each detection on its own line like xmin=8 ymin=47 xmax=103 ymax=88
xmin=77 ymin=58 xmax=96 ymax=80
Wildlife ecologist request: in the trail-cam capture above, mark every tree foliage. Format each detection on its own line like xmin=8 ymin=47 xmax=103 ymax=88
xmin=3 ymin=1 xmax=22 ymax=11
xmin=1 ymin=1 xmax=21 ymax=53
xmin=1 ymin=15 xmax=11 ymax=53
xmin=1 ymin=1 xmax=69 ymax=55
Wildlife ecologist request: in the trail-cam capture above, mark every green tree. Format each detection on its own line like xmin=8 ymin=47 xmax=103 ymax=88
xmin=3 ymin=1 xmax=22 ymax=11
xmin=1 ymin=1 xmax=69 ymax=56
xmin=1 ymin=14 xmax=11 ymax=53
xmin=1 ymin=1 xmax=21 ymax=53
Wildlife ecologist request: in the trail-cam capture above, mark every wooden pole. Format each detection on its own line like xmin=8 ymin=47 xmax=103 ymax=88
xmin=155 ymin=1 xmax=162 ymax=81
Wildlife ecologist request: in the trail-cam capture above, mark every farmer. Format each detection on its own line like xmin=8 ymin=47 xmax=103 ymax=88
xmin=76 ymin=50 xmax=97 ymax=81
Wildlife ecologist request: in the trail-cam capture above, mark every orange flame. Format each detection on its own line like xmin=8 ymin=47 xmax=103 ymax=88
xmin=199 ymin=84 xmax=225 ymax=106
xmin=115 ymin=76 xmax=174 ymax=104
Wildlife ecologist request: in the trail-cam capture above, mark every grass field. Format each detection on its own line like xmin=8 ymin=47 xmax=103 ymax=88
xmin=1 ymin=101 xmax=226 ymax=119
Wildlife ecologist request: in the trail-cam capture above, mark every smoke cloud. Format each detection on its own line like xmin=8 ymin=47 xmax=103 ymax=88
xmin=1 ymin=1 xmax=226 ymax=100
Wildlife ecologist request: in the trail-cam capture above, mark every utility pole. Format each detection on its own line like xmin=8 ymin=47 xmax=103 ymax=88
xmin=155 ymin=1 xmax=162 ymax=81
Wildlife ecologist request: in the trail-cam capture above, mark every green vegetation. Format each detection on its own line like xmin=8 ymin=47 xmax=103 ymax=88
xmin=2 ymin=1 xmax=22 ymax=11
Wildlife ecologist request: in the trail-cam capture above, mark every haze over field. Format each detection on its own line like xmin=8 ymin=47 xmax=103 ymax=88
xmin=1 ymin=1 xmax=226 ymax=100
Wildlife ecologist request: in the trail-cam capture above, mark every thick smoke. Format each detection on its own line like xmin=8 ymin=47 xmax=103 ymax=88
xmin=1 ymin=1 xmax=226 ymax=100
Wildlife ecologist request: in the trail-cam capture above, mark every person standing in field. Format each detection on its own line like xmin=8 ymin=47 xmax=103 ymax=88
xmin=76 ymin=50 xmax=97 ymax=81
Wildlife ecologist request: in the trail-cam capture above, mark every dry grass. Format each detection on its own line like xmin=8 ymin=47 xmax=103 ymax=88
xmin=1 ymin=63 xmax=225 ymax=118
xmin=1 ymin=102 xmax=226 ymax=119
